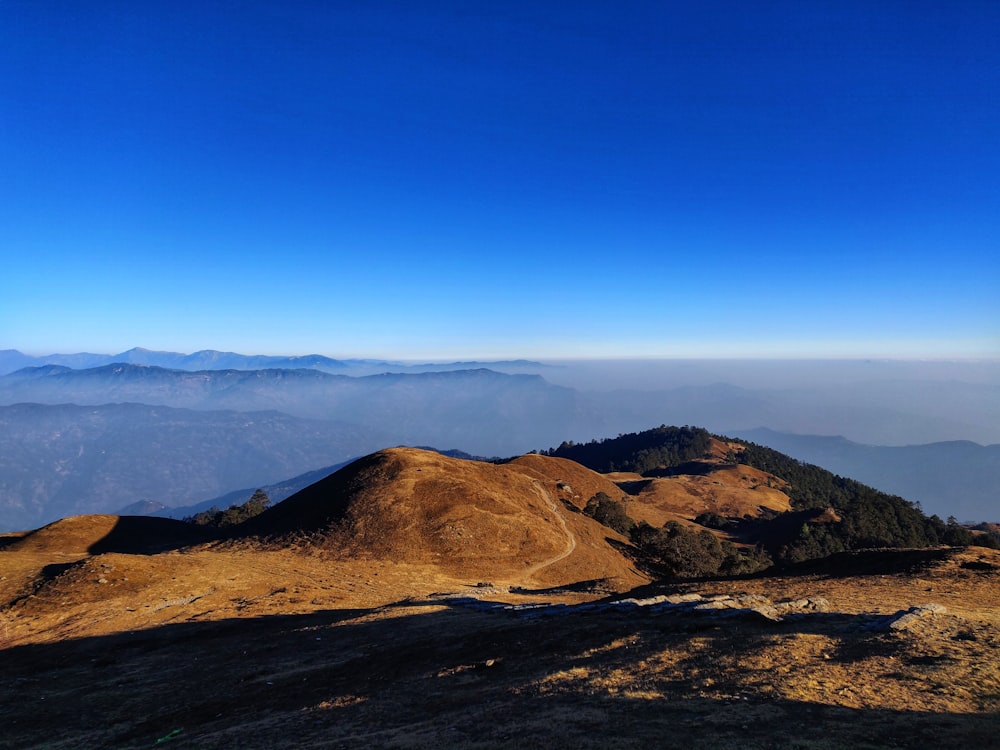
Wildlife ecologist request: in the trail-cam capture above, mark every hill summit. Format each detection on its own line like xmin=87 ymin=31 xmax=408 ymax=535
xmin=245 ymin=447 xmax=645 ymax=587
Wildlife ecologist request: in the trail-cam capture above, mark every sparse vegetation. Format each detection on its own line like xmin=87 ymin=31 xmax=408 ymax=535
xmin=583 ymin=491 xmax=770 ymax=578
xmin=630 ymin=520 xmax=770 ymax=577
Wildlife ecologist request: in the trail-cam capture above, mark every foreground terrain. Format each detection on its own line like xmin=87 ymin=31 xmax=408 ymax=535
xmin=2 ymin=448 xmax=999 ymax=748
xmin=2 ymin=543 xmax=998 ymax=749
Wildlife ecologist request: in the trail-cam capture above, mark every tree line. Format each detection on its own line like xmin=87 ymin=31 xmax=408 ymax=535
xmin=544 ymin=425 xmax=713 ymax=473
xmin=732 ymin=440 xmax=996 ymax=558
xmin=563 ymin=425 xmax=997 ymax=578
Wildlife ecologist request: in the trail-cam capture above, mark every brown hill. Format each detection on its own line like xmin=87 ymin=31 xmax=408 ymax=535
xmin=508 ymin=443 xmax=791 ymax=532
xmin=249 ymin=447 xmax=644 ymax=588
xmin=594 ymin=437 xmax=791 ymax=531
xmin=0 ymin=446 xmax=793 ymax=623
xmin=0 ymin=448 xmax=653 ymax=636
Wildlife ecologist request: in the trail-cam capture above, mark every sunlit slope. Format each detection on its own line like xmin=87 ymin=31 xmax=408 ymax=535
xmin=247 ymin=447 xmax=645 ymax=587
xmin=607 ymin=464 xmax=792 ymax=528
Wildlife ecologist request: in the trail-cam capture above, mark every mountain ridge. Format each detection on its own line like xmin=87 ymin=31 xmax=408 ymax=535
xmin=0 ymin=348 xmax=547 ymax=376
xmin=0 ymin=364 xmax=581 ymax=459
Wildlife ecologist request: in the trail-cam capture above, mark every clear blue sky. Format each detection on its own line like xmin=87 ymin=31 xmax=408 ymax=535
xmin=2 ymin=1 xmax=998 ymax=359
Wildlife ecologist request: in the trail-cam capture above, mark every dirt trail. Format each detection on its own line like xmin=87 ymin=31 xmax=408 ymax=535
xmin=522 ymin=480 xmax=577 ymax=581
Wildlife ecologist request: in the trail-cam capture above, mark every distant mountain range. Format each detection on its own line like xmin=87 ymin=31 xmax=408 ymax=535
xmin=1 ymin=350 xmax=998 ymax=530
xmin=0 ymin=402 xmax=387 ymax=532
xmin=0 ymin=365 xmax=585 ymax=531
xmin=0 ymin=364 xmax=582 ymax=456
xmin=0 ymin=348 xmax=547 ymax=376
xmin=583 ymin=380 xmax=1000 ymax=449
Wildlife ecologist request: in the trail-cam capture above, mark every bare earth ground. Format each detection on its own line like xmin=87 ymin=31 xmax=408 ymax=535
xmin=3 ymin=534 xmax=999 ymax=749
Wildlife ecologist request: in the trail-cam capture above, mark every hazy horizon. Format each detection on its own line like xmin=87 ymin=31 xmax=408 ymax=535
xmin=3 ymin=345 xmax=999 ymax=528
xmin=9 ymin=345 xmax=1000 ymax=367
xmin=4 ymin=346 xmax=999 ymax=445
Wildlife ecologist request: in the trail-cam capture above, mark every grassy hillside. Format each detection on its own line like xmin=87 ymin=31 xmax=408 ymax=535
xmin=545 ymin=425 xmax=998 ymax=569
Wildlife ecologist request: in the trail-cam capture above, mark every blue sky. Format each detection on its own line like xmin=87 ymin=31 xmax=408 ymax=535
xmin=2 ymin=1 xmax=998 ymax=359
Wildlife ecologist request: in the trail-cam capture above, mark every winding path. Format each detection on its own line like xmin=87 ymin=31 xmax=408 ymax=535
xmin=522 ymin=480 xmax=577 ymax=581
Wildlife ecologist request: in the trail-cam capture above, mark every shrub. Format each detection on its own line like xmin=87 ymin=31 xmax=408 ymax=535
xmin=630 ymin=520 xmax=770 ymax=578
xmin=583 ymin=492 xmax=635 ymax=536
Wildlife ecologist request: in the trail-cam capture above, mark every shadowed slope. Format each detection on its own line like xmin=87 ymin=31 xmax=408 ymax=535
xmin=7 ymin=514 xmax=208 ymax=556
xmin=3 ymin=547 xmax=999 ymax=749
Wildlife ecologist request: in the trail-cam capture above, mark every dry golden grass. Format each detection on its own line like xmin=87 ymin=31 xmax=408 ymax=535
xmin=617 ymin=464 xmax=791 ymax=529
xmin=2 ymin=448 xmax=998 ymax=748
